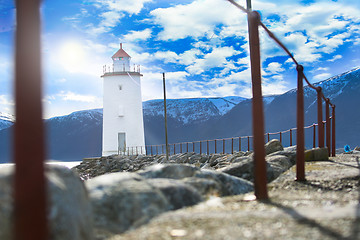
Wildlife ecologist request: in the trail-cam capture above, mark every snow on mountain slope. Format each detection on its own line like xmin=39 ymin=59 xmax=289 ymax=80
xmin=208 ymin=96 xmax=246 ymax=115
xmin=287 ymin=67 xmax=360 ymax=99
xmin=0 ymin=112 xmax=14 ymax=131
xmin=143 ymin=97 xmax=247 ymax=124
xmin=313 ymin=67 xmax=360 ymax=100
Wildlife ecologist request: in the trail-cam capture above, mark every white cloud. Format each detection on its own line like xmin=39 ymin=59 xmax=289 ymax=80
xmin=141 ymin=70 xmax=191 ymax=100
xmin=123 ymin=29 xmax=152 ymax=42
xmin=0 ymin=95 xmax=14 ymax=106
xmin=150 ymin=0 xmax=247 ymax=41
xmin=57 ymin=91 xmax=98 ymax=103
xmin=186 ymin=46 xmax=240 ymax=75
xmin=264 ymin=62 xmax=285 ymax=75
xmin=93 ymin=0 xmax=152 ymax=15
xmin=256 ymin=0 xmax=360 ymax=65
xmin=153 ymin=51 xmax=179 ymax=63
xmin=313 ymin=72 xmax=332 ymax=81
xmin=78 ymin=0 xmax=152 ymax=35
xmin=327 ymin=54 xmax=342 ymax=62
xmin=0 ymin=95 xmax=14 ymax=115
xmin=314 ymin=67 xmax=329 ymax=72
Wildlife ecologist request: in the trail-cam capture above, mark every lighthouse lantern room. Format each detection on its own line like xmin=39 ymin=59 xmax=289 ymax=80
xmin=101 ymin=43 xmax=145 ymax=156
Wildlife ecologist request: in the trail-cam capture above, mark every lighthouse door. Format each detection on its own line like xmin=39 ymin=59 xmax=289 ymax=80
xmin=118 ymin=132 xmax=126 ymax=154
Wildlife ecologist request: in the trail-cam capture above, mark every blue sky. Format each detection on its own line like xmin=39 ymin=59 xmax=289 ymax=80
xmin=0 ymin=0 xmax=359 ymax=118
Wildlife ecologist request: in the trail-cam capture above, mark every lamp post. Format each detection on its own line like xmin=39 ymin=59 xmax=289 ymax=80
xmin=163 ymin=73 xmax=169 ymax=162
xmin=247 ymin=0 xmax=252 ymax=10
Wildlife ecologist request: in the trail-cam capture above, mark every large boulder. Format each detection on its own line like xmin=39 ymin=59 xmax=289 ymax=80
xmin=86 ymin=172 xmax=170 ymax=234
xmin=139 ymin=164 xmax=253 ymax=197
xmin=138 ymin=164 xmax=198 ymax=179
xmin=183 ymin=177 xmax=222 ymax=197
xmin=218 ymin=157 xmax=255 ymax=181
xmin=195 ymin=169 xmax=254 ymax=196
xmin=267 ymin=149 xmax=297 ymax=164
xmin=305 ymin=147 xmax=329 ymax=161
xmin=219 ymin=154 xmax=293 ymax=183
xmin=146 ymin=178 xmax=202 ymax=210
xmin=0 ymin=165 xmax=93 ymax=240
xmin=265 ymin=139 xmax=284 ymax=155
xmin=265 ymin=155 xmax=292 ymax=182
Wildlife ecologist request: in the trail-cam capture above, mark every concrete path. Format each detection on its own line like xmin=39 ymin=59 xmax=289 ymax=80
xmin=107 ymin=153 xmax=360 ymax=240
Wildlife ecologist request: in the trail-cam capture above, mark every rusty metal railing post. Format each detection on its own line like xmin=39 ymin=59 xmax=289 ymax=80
xmin=313 ymin=124 xmax=316 ymax=148
xmin=207 ymin=140 xmax=209 ymax=155
xmin=325 ymin=99 xmax=331 ymax=156
xmin=331 ymin=105 xmax=336 ymax=157
xmin=317 ymin=87 xmax=324 ymax=148
xmin=247 ymin=136 xmax=250 ymax=151
xmin=279 ymin=131 xmax=282 ymax=144
xmin=223 ymin=139 xmax=225 ymax=154
xmin=14 ymin=0 xmax=47 ymax=239
xmin=296 ymin=65 xmax=305 ymax=181
xmin=193 ymin=142 xmax=195 ymax=152
xmin=215 ymin=139 xmax=217 ymax=153
xmin=200 ymin=141 xmax=202 ymax=154
xmin=248 ymin=10 xmax=268 ymax=200
xmin=239 ymin=137 xmax=241 ymax=151
xmin=290 ymin=129 xmax=293 ymax=146
xmin=231 ymin=138 xmax=234 ymax=154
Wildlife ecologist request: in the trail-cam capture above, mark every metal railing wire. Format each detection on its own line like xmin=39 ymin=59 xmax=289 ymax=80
xmin=122 ymin=0 xmax=337 ymax=200
xmin=13 ymin=4 xmax=340 ymax=236
xmin=226 ymin=0 xmax=336 ymax=186
xmin=127 ymin=121 xmax=322 ymax=156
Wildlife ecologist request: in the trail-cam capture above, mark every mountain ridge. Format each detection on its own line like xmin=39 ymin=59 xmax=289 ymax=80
xmin=0 ymin=67 xmax=359 ymax=162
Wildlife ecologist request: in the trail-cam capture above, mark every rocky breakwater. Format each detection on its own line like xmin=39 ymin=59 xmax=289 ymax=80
xmin=70 ymin=139 xmax=298 ymax=237
xmin=0 ymin=140 xmax=297 ymax=239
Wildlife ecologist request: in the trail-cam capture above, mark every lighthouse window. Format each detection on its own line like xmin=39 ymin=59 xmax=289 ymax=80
xmin=118 ymin=85 xmax=122 ymax=90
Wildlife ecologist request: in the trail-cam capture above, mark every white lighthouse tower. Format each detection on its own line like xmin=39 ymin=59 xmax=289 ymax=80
xmin=101 ymin=43 xmax=145 ymax=156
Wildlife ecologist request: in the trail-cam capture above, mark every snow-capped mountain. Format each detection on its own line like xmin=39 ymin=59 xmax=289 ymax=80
xmin=0 ymin=67 xmax=359 ymax=162
xmin=0 ymin=112 xmax=14 ymax=131
xmin=143 ymin=96 xmax=246 ymax=124
xmin=211 ymin=67 xmax=360 ymax=148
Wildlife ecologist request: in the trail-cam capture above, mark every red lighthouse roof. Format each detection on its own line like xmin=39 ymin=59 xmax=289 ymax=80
xmin=112 ymin=43 xmax=131 ymax=58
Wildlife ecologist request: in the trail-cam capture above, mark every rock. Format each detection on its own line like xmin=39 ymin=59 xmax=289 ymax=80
xmin=0 ymin=165 xmax=93 ymax=240
xmin=284 ymin=145 xmax=297 ymax=152
xmin=138 ymin=164 xmax=198 ymax=179
xmin=218 ymin=157 xmax=254 ymax=181
xmin=219 ymin=154 xmax=293 ymax=183
xmin=139 ymin=164 xmax=253 ymax=197
xmin=265 ymin=139 xmax=284 ymax=155
xmin=305 ymin=147 xmax=329 ymax=161
xmin=267 ymin=150 xmax=297 ymax=164
xmin=0 ymin=167 xmax=13 ymax=240
xmin=147 ymin=178 xmax=202 ymax=210
xmin=183 ymin=177 xmax=222 ymax=197
xmin=195 ymin=169 xmax=254 ymax=196
xmin=86 ymin=172 xmax=169 ymax=234
xmin=265 ymin=155 xmax=292 ymax=182
xmin=209 ymin=154 xmax=222 ymax=167
xmin=230 ymin=156 xmax=252 ymax=163
xmin=266 ymin=155 xmax=292 ymax=169
xmin=354 ymin=146 xmax=360 ymax=151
